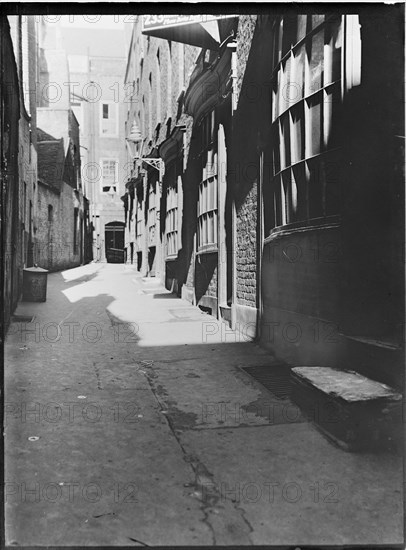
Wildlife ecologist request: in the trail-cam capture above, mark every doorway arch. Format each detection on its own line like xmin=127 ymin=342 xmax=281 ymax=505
xmin=105 ymin=221 xmax=126 ymax=263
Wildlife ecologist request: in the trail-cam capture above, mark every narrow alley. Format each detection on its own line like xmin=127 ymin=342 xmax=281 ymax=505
xmin=4 ymin=264 xmax=403 ymax=546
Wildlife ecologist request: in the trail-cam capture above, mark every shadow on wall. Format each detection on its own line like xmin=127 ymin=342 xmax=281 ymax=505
xmin=173 ymin=128 xmax=201 ymax=295
xmin=194 ymin=252 xmax=217 ymax=304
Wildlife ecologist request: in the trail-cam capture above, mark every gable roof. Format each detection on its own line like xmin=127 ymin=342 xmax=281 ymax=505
xmin=37 ymin=128 xmax=65 ymax=193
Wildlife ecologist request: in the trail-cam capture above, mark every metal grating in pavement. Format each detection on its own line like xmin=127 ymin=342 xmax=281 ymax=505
xmin=12 ymin=315 xmax=35 ymax=323
xmin=241 ymin=365 xmax=293 ymax=400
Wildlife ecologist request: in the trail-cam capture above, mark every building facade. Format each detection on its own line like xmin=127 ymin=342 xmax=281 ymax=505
xmin=123 ymin=9 xmax=404 ymax=389
xmin=123 ymin=16 xmax=198 ymax=281
xmin=1 ymin=17 xmax=21 ymax=332
xmin=232 ymin=10 xmax=404 ymax=388
xmin=36 ymin=19 xmax=87 ymax=271
xmin=2 ymin=16 xmax=91 ymax=334
xmin=61 ymin=22 xmax=128 ymax=263
xmin=2 ymin=16 xmax=40 ymax=330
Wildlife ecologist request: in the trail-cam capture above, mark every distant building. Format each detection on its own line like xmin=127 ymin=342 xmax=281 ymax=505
xmin=36 ymin=124 xmax=84 ymax=271
xmin=35 ymin=19 xmax=89 ymax=270
xmin=61 ymin=23 xmax=128 ymax=262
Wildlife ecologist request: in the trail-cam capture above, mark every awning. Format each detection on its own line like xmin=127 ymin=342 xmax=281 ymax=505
xmin=142 ymin=15 xmax=238 ymax=50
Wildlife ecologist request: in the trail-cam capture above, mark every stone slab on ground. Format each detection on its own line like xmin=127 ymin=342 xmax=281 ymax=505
xmin=291 ymin=366 xmax=403 ymax=452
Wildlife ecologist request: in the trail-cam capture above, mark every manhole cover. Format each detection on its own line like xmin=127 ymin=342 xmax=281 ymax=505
xmin=241 ymin=365 xmax=293 ymax=400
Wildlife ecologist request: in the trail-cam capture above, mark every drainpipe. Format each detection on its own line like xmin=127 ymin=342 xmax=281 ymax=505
xmin=227 ymin=40 xmax=238 ymax=114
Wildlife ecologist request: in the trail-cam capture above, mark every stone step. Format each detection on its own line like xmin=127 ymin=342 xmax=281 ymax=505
xmin=291 ymin=366 xmax=403 ymax=453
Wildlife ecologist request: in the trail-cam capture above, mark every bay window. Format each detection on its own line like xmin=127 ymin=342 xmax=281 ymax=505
xmin=269 ymin=14 xmax=347 ymax=232
xmin=197 ymin=110 xmax=218 ymax=250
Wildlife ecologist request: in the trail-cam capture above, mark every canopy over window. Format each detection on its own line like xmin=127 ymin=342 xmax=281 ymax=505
xmin=142 ymin=15 xmax=238 ymax=50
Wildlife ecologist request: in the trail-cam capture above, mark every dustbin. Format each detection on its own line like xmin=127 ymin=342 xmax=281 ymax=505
xmin=22 ymin=265 xmax=49 ymax=302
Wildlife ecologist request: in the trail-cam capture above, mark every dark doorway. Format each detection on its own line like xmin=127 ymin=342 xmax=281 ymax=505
xmin=105 ymin=221 xmax=125 ymax=263
xmin=130 ymin=242 xmax=134 ymax=264
xmin=148 ymin=246 xmax=156 ymax=275
xmin=137 ymin=251 xmax=142 ymax=271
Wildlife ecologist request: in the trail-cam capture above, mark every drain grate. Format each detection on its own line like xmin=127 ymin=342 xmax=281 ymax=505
xmin=12 ymin=315 xmax=35 ymax=323
xmin=241 ymin=365 xmax=293 ymax=400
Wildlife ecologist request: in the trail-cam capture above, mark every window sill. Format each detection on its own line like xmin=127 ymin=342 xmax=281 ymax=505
xmin=264 ymin=215 xmax=341 ymax=244
xmin=197 ymin=246 xmax=218 ymax=255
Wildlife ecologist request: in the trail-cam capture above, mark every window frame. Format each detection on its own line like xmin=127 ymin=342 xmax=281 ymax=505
xmin=147 ymin=182 xmax=157 ymax=246
xmin=100 ymin=158 xmax=119 ymax=193
xmin=99 ymin=100 xmax=119 ymax=138
xmin=268 ymin=14 xmax=346 ymax=235
xmin=197 ymin=110 xmax=218 ymax=253
xmin=165 ymin=163 xmax=179 ymax=259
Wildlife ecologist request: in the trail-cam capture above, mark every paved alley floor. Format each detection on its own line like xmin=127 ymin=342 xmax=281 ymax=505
xmin=4 ymin=263 xmax=404 ymax=546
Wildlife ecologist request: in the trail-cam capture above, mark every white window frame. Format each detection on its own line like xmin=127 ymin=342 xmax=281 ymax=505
xmin=100 ymin=158 xmax=119 ymax=193
xmin=99 ymin=100 xmax=119 ymax=138
xmin=197 ymin=110 xmax=218 ymax=252
xmin=166 ymin=182 xmax=178 ymax=258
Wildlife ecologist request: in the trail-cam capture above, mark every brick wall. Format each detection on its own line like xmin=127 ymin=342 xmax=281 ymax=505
xmin=236 ymin=181 xmax=257 ymax=308
xmin=235 ymin=15 xmax=258 ymax=105
xmin=36 ymin=182 xmax=81 ymax=271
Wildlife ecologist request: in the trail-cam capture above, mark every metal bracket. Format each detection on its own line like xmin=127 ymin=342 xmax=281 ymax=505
xmin=136 ymin=158 xmax=165 ymax=188
xmin=141 ymin=158 xmax=164 ymax=174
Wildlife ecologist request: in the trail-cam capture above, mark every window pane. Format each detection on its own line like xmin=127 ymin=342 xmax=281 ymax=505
xmin=325 ymin=18 xmax=343 ymax=86
xmin=305 ymin=94 xmax=322 ymax=157
xmin=307 ymin=158 xmax=323 ymax=218
xmin=279 ymin=55 xmax=292 ymax=114
xmin=272 ymin=79 xmax=279 ymax=122
xmin=292 ymin=162 xmax=307 ymax=221
xmin=323 ymin=149 xmax=341 ymax=216
xmin=101 ymin=104 xmax=116 ymax=135
xmin=273 ymin=175 xmax=282 ymax=227
xmin=273 ymin=19 xmax=283 ymax=69
xmin=291 ymin=44 xmax=306 ymax=104
xmin=323 ymin=82 xmax=341 ymax=149
xmin=296 ymin=15 xmax=307 ymax=44
xmin=207 ymin=212 xmax=213 ymax=244
xmin=280 ymin=176 xmax=287 ymax=225
xmin=290 ymin=103 xmax=304 ymax=164
xmin=280 ymin=114 xmax=290 ymax=170
xmin=202 ymin=183 xmax=207 ymax=214
xmin=311 ymin=15 xmax=325 ymax=29
xmin=273 ymin=175 xmax=287 ymax=227
xmin=207 ymin=178 xmax=213 ymax=211
xmin=272 ymin=123 xmax=281 ymax=175
xmin=282 ymin=15 xmax=297 ymax=56
xmin=283 ymin=169 xmax=296 ymax=223
xmin=306 ymin=30 xmax=324 ymax=95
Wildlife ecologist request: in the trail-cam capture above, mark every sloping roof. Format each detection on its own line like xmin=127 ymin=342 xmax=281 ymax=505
xmin=37 ymin=128 xmax=65 ymax=193
xmin=37 ymin=127 xmax=57 ymax=142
